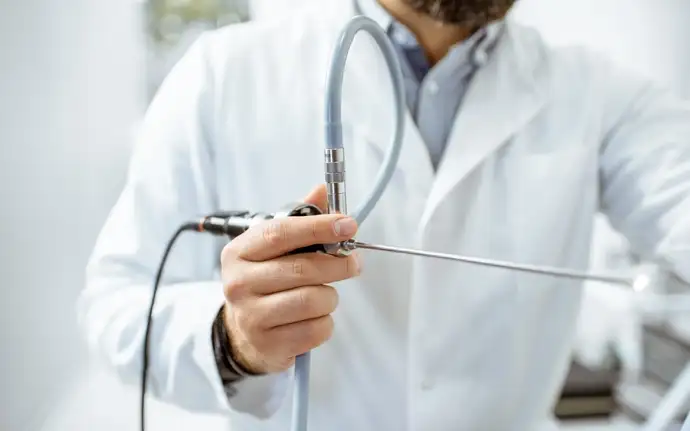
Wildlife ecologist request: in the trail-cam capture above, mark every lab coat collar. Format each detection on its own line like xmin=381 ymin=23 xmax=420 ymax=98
xmin=326 ymin=3 xmax=550 ymax=223
xmin=322 ymin=1 xmax=436 ymax=200
xmin=356 ymin=0 xmax=505 ymax=68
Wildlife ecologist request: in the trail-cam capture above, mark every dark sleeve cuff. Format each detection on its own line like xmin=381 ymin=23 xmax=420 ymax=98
xmin=211 ymin=305 xmax=262 ymax=398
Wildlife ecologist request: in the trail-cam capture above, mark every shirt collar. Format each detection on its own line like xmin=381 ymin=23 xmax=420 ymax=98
xmin=355 ymin=0 xmax=504 ymax=67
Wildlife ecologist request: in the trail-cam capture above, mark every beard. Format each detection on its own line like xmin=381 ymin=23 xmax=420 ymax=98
xmin=403 ymin=0 xmax=515 ymax=26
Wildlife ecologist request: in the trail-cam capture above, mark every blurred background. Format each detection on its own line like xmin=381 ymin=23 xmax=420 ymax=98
xmin=0 ymin=0 xmax=688 ymax=430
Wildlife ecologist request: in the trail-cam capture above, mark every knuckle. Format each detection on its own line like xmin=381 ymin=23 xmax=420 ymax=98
xmin=300 ymin=324 xmax=318 ymax=346
xmin=317 ymin=316 xmax=335 ymax=343
xmin=223 ymin=274 xmax=247 ymax=302
xmin=291 ymin=258 xmax=307 ymax=277
xmin=325 ymin=286 xmax=339 ymax=312
xmin=220 ymin=242 xmax=238 ymax=265
xmin=262 ymin=221 xmax=288 ymax=246
xmin=305 ymin=316 xmax=334 ymax=346
xmin=325 ymin=319 xmax=335 ymax=341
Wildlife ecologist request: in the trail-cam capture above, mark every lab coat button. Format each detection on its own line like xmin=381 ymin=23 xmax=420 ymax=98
xmin=427 ymin=81 xmax=439 ymax=95
xmin=420 ymin=379 xmax=433 ymax=390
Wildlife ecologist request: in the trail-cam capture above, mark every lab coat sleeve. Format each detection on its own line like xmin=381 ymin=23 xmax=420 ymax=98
xmin=598 ymin=58 xmax=690 ymax=282
xmin=77 ymin=33 xmax=289 ymax=418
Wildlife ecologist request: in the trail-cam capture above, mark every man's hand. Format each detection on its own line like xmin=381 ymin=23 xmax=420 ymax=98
xmin=220 ymin=185 xmax=361 ymax=374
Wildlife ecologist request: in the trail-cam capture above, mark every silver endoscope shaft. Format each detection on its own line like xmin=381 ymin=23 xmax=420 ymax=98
xmin=348 ymin=240 xmax=639 ymax=287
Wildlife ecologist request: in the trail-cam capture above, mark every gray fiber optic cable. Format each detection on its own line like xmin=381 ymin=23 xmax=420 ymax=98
xmin=291 ymin=15 xmax=407 ymax=431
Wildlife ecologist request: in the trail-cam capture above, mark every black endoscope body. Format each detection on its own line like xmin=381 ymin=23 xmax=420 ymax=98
xmin=199 ymin=203 xmax=330 ymax=253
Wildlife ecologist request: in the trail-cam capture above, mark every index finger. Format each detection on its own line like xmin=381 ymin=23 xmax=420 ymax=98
xmin=234 ymin=214 xmax=358 ymax=261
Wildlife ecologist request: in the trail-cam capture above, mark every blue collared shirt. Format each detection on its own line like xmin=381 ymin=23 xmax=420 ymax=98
xmin=356 ymin=0 xmax=504 ymax=169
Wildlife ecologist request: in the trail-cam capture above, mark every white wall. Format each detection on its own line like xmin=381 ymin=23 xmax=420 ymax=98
xmin=512 ymin=0 xmax=689 ymax=95
xmin=0 ymin=0 xmax=144 ymax=429
xmin=249 ymin=0 xmax=321 ymax=20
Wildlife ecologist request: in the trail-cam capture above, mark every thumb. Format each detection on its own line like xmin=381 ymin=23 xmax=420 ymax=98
xmin=302 ymin=184 xmax=328 ymax=213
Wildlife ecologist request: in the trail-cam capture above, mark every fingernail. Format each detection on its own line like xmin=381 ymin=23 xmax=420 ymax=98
xmin=333 ymin=217 xmax=357 ymax=237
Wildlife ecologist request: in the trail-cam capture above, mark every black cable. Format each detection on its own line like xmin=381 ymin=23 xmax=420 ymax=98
xmin=138 ymin=208 xmax=311 ymax=431
xmin=140 ymin=221 xmax=199 ymax=431
xmin=140 ymin=212 xmax=254 ymax=431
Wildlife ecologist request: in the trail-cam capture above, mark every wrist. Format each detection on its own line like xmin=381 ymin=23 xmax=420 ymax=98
xmin=221 ymin=305 xmax=267 ymax=376
xmin=212 ymin=305 xmax=262 ymax=395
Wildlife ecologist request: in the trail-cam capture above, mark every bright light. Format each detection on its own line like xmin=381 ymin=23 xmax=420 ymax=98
xmin=633 ymin=273 xmax=651 ymax=292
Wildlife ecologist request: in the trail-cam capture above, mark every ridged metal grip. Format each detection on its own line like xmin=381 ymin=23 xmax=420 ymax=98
xmin=324 ymin=148 xmax=347 ymax=215
xmin=324 ymin=148 xmax=350 ymax=256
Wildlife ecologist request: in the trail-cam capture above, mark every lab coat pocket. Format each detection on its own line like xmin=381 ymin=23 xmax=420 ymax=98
xmin=507 ymin=145 xmax=597 ymax=266
xmin=504 ymin=146 xmax=593 ymax=397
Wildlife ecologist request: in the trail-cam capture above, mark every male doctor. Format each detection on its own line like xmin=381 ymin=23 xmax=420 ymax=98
xmin=80 ymin=0 xmax=690 ymax=430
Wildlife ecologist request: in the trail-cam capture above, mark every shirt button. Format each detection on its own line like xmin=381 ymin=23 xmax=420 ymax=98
xmin=393 ymin=31 xmax=408 ymax=45
xmin=474 ymin=50 xmax=489 ymax=66
xmin=427 ymin=81 xmax=439 ymax=95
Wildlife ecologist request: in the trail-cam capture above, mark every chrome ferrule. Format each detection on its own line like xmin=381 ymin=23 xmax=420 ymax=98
xmin=324 ymin=148 xmax=347 ymax=215
xmin=324 ymin=148 xmax=351 ymax=256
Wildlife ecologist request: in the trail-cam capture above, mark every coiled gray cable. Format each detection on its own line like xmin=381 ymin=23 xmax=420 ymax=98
xmin=324 ymin=15 xmax=406 ymax=222
xmin=291 ymin=15 xmax=407 ymax=431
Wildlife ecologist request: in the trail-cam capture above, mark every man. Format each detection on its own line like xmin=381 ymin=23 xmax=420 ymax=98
xmin=79 ymin=0 xmax=690 ymax=430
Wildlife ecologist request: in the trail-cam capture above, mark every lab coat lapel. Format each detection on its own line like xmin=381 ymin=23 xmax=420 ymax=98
xmin=420 ymin=20 xmax=549 ymax=229
xmin=353 ymin=103 xmax=434 ymax=199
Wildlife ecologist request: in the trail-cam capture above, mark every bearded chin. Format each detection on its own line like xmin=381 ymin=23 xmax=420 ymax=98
xmin=403 ymin=0 xmax=515 ymax=26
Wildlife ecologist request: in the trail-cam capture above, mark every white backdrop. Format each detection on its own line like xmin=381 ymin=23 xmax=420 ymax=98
xmin=0 ymin=0 xmax=145 ymax=429
xmin=513 ymin=0 xmax=689 ymax=95
xmin=249 ymin=0 xmax=321 ymax=20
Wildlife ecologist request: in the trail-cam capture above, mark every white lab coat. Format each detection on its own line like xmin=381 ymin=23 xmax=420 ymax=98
xmin=79 ymin=1 xmax=690 ymax=430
